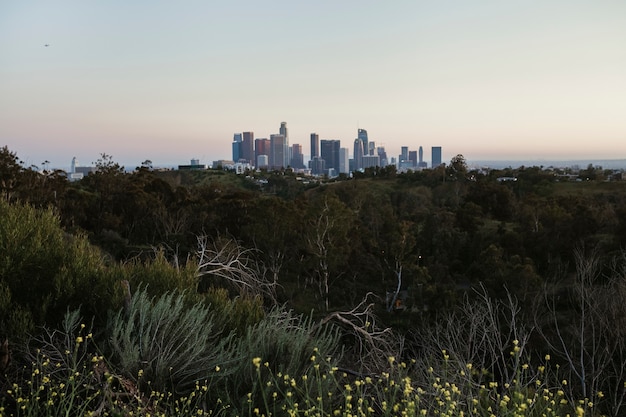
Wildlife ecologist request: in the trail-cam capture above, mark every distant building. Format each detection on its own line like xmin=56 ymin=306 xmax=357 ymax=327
xmin=432 ymin=146 xmax=442 ymax=167
xmin=320 ymin=139 xmax=340 ymax=174
xmin=418 ymin=146 xmax=427 ymax=168
xmin=68 ymin=156 xmax=96 ymax=181
xmin=279 ymin=122 xmax=290 ymax=167
xmin=212 ymin=159 xmax=235 ymax=169
xmin=377 ymin=146 xmax=388 ymax=166
xmin=232 ymin=133 xmax=243 ymax=162
xmin=257 ymin=154 xmax=269 ymax=169
xmin=242 ymin=132 xmax=254 ymax=165
xmin=353 ymin=138 xmax=364 ymax=171
xmin=339 ymin=148 xmax=350 ymax=174
xmin=255 ymin=138 xmax=270 ymax=167
xmin=291 ymin=144 xmax=305 ymax=169
xmin=362 ymin=154 xmax=380 ymax=169
xmin=400 ymin=146 xmax=409 ymax=163
xmin=270 ymin=134 xmax=287 ymax=169
xmin=310 ymin=156 xmax=326 ymax=176
xmin=179 ymin=159 xmax=207 ymax=170
xmin=358 ymin=129 xmax=368 ymax=156
xmin=310 ymin=133 xmax=320 ymax=159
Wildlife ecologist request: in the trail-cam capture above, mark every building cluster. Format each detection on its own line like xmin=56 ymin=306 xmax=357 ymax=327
xmin=228 ymin=122 xmax=443 ymax=176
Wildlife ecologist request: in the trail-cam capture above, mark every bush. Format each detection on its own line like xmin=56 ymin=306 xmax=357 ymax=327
xmin=106 ymin=287 xmax=236 ymax=395
xmin=0 ymin=200 xmax=120 ymax=339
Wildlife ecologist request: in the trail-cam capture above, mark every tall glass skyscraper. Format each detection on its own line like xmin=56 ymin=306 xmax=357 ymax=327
xmin=431 ymin=146 xmax=442 ymax=167
xmin=279 ymin=122 xmax=290 ymax=167
xmin=320 ymin=139 xmax=341 ymax=175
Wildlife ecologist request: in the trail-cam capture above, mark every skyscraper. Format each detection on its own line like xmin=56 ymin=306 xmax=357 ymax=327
xmin=418 ymin=146 xmax=427 ymax=168
xmin=255 ymin=138 xmax=270 ymax=167
xmin=358 ymin=129 xmax=368 ymax=156
xmin=320 ymin=139 xmax=340 ymax=175
xmin=279 ymin=122 xmax=290 ymax=167
xmin=291 ymin=144 xmax=304 ymax=169
xmin=270 ymin=134 xmax=286 ymax=170
xmin=353 ymin=138 xmax=364 ymax=171
xmin=242 ymin=132 xmax=254 ymax=165
xmin=310 ymin=133 xmax=319 ymax=159
xmin=400 ymin=146 xmax=409 ymax=162
xmin=339 ymin=148 xmax=349 ymax=174
xmin=432 ymin=146 xmax=442 ymax=167
xmin=232 ymin=133 xmax=242 ymax=162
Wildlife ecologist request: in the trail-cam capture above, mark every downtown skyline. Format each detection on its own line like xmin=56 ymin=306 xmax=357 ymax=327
xmin=2 ymin=1 xmax=625 ymax=170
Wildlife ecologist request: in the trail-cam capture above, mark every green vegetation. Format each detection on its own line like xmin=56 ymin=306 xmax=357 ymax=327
xmin=2 ymin=145 xmax=626 ymax=415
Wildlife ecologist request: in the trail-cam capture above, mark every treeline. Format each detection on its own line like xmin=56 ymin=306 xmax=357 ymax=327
xmin=3 ymin=146 xmax=626 ymax=315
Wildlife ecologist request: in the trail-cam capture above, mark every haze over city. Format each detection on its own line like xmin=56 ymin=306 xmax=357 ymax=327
xmin=2 ymin=1 xmax=625 ymax=170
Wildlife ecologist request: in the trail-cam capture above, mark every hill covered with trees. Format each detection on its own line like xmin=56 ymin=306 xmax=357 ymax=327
xmin=2 ymin=145 xmax=626 ymax=416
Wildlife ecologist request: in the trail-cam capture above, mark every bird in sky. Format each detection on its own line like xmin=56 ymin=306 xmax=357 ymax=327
xmin=44 ymin=44 xmax=50 ymax=47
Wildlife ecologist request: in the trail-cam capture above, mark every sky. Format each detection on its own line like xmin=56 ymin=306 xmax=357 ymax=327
xmin=1 ymin=0 xmax=625 ymax=170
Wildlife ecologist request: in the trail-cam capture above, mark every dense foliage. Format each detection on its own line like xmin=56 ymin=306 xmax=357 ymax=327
xmin=2 ymin=145 xmax=626 ymax=415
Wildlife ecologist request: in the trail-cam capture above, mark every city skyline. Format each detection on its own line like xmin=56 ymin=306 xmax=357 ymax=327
xmin=2 ymin=1 xmax=625 ymax=169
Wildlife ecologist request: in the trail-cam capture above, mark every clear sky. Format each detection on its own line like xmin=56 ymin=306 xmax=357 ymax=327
xmin=2 ymin=0 xmax=625 ymax=170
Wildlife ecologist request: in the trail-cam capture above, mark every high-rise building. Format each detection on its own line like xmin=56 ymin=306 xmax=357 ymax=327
xmin=353 ymin=138 xmax=364 ymax=171
xmin=291 ymin=144 xmax=304 ymax=169
xmin=377 ymin=146 xmax=388 ymax=166
xmin=279 ymin=122 xmax=290 ymax=167
xmin=320 ymin=139 xmax=340 ymax=174
xmin=358 ymin=129 xmax=368 ymax=156
xmin=339 ymin=148 xmax=349 ymax=174
xmin=270 ymin=134 xmax=286 ymax=170
xmin=242 ymin=132 xmax=254 ymax=165
xmin=310 ymin=133 xmax=319 ymax=159
xmin=409 ymin=151 xmax=417 ymax=167
xmin=432 ymin=146 xmax=442 ymax=167
xmin=400 ymin=146 xmax=409 ymax=163
xmin=310 ymin=156 xmax=326 ymax=176
xmin=418 ymin=146 xmax=427 ymax=168
xmin=232 ymin=133 xmax=243 ymax=162
xmin=255 ymin=138 xmax=270 ymax=167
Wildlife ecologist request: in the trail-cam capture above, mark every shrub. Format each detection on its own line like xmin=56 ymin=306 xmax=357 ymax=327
xmin=0 ymin=200 xmax=120 ymax=339
xmin=106 ymin=287 xmax=236 ymax=395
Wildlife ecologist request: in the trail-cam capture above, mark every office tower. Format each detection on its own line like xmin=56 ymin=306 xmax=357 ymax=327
xmin=409 ymin=151 xmax=417 ymax=167
xmin=353 ymin=138 xmax=364 ymax=171
xmin=362 ymin=154 xmax=380 ymax=169
xmin=320 ymin=139 xmax=340 ymax=174
xmin=310 ymin=156 xmax=326 ymax=176
xmin=255 ymin=138 xmax=270 ymax=166
xmin=368 ymin=141 xmax=375 ymax=157
xmin=291 ymin=144 xmax=304 ymax=169
xmin=71 ymin=157 xmax=78 ymax=173
xmin=242 ymin=132 xmax=254 ymax=165
xmin=279 ymin=122 xmax=290 ymax=167
xmin=432 ymin=146 xmax=442 ymax=167
xmin=358 ymin=129 xmax=368 ymax=155
xmin=232 ymin=133 xmax=243 ymax=162
xmin=418 ymin=146 xmax=427 ymax=168
xmin=377 ymin=146 xmax=388 ymax=166
xmin=310 ymin=133 xmax=320 ymax=159
xmin=339 ymin=147 xmax=349 ymax=174
xmin=270 ymin=134 xmax=286 ymax=169
xmin=400 ymin=146 xmax=409 ymax=162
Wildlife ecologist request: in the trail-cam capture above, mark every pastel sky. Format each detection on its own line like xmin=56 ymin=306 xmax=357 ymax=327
xmin=1 ymin=0 xmax=625 ymax=170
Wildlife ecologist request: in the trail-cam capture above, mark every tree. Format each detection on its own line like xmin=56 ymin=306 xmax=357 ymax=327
xmin=447 ymin=154 xmax=468 ymax=181
xmin=0 ymin=146 xmax=22 ymax=201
